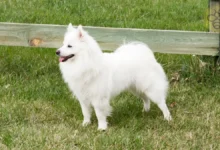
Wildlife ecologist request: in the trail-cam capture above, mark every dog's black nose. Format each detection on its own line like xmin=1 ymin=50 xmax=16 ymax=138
xmin=56 ymin=50 xmax=60 ymax=55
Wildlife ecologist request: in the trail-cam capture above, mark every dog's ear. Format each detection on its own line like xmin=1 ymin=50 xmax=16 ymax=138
xmin=67 ymin=23 xmax=75 ymax=32
xmin=77 ymin=25 xmax=85 ymax=39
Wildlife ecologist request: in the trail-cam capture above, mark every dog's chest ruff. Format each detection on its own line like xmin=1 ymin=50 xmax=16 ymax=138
xmin=60 ymin=63 xmax=100 ymax=100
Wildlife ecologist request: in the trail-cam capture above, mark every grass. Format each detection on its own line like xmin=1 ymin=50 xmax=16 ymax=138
xmin=0 ymin=0 xmax=220 ymax=149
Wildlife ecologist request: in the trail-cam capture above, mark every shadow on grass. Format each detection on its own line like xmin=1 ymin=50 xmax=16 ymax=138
xmin=108 ymin=92 xmax=164 ymax=129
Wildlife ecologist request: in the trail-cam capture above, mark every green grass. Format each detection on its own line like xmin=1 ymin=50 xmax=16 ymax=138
xmin=0 ymin=0 xmax=220 ymax=149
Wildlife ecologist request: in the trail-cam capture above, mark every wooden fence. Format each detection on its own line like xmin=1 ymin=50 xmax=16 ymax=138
xmin=0 ymin=22 xmax=219 ymax=56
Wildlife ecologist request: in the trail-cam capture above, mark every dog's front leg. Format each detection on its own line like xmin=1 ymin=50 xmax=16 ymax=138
xmin=93 ymin=100 xmax=112 ymax=130
xmin=79 ymin=100 xmax=92 ymax=126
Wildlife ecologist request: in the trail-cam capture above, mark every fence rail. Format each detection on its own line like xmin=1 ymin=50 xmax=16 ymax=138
xmin=0 ymin=22 xmax=219 ymax=56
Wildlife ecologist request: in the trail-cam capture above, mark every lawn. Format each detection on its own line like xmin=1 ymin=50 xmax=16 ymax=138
xmin=0 ymin=0 xmax=220 ymax=149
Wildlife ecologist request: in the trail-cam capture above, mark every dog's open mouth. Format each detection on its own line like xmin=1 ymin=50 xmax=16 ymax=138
xmin=59 ymin=54 xmax=75 ymax=62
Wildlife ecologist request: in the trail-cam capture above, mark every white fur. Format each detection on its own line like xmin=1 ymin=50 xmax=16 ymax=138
xmin=57 ymin=24 xmax=172 ymax=130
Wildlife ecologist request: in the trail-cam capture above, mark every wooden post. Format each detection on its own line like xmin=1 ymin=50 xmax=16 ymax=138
xmin=209 ymin=0 xmax=220 ymax=33
xmin=209 ymin=0 xmax=220 ymax=65
xmin=208 ymin=0 xmax=220 ymax=33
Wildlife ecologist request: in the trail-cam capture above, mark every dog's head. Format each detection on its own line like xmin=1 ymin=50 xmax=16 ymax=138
xmin=56 ymin=24 xmax=89 ymax=62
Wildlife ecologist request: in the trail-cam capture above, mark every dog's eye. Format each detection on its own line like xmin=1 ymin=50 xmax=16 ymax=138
xmin=67 ymin=45 xmax=72 ymax=48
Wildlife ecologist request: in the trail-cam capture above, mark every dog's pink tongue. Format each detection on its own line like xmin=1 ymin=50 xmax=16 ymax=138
xmin=59 ymin=57 xmax=64 ymax=62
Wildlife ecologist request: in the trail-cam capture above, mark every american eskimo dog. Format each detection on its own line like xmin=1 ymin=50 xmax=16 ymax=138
xmin=56 ymin=24 xmax=172 ymax=130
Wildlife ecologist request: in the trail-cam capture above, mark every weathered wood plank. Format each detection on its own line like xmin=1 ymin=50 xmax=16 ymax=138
xmin=0 ymin=22 xmax=219 ymax=55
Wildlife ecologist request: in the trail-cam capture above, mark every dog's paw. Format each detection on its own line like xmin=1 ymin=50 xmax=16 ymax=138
xmin=142 ymin=106 xmax=150 ymax=112
xmin=98 ymin=122 xmax=107 ymax=131
xmin=164 ymin=115 xmax=172 ymax=121
xmin=82 ymin=120 xmax=91 ymax=126
xmin=143 ymin=103 xmax=150 ymax=112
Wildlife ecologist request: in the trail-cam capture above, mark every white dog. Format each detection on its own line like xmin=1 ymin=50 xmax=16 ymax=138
xmin=56 ymin=24 xmax=172 ymax=130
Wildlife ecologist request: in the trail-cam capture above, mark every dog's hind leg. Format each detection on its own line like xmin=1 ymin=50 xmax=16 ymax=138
xmin=130 ymin=88 xmax=150 ymax=112
xmin=141 ymin=94 xmax=151 ymax=112
xmin=157 ymin=102 xmax=172 ymax=121
xmin=144 ymin=89 xmax=172 ymax=121
xmin=92 ymin=99 xmax=112 ymax=130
